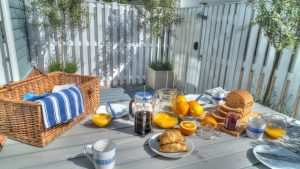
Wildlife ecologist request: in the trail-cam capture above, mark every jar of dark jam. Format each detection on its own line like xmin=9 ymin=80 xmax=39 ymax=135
xmin=225 ymin=112 xmax=239 ymax=131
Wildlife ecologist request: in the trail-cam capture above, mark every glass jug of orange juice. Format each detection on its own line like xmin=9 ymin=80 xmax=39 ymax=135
xmin=153 ymin=88 xmax=178 ymax=129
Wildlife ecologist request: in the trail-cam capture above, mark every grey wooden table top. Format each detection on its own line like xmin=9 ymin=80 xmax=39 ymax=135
xmin=0 ymin=87 xmax=299 ymax=169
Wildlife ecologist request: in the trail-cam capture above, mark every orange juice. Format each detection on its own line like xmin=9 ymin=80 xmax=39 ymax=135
xmin=154 ymin=112 xmax=178 ymax=129
xmin=265 ymin=126 xmax=286 ymax=139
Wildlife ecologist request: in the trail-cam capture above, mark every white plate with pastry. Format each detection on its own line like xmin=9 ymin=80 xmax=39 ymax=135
xmin=148 ymin=130 xmax=194 ymax=158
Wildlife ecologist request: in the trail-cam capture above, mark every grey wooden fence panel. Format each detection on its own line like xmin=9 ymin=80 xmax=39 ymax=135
xmin=27 ymin=2 xmax=163 ymax=87
xmin=172 ymin=3 xmax=300 ymax=118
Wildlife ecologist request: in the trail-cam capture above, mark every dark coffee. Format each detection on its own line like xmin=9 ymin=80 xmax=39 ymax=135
xmin=134 ymin=111 xmax=152 ymax=135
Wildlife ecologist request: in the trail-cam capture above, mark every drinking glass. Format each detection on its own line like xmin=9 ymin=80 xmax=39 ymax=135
xmin=264 ymin=114 xmax=287 ymax=139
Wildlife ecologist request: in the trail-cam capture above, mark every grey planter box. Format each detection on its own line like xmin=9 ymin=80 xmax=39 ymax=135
xmin=146 ymin=66 xmax=174 ymax=90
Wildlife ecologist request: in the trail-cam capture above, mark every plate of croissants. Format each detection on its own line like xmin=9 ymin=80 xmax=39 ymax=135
xmin=149 ymin=129 xmax=194 ymax=158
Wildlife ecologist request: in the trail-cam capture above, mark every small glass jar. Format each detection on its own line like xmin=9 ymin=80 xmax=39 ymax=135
xmin=225 ymin=112 xmax=239 ymax=131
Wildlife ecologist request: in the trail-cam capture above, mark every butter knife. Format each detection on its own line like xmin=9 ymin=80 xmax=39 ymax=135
xmin=107 ymin=102 xmax=116 ymax=118
xmin=257 ymin=152 xmax=300 ymax=162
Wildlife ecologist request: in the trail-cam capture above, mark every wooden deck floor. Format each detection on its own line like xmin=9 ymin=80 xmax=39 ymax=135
xmin=0 ymin=86 xmax=299 ymax=169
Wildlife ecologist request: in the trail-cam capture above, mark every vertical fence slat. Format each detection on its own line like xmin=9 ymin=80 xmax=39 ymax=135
xmin=224 ymin=4 xmax=246 ymax=91
xmin=269 ymin=49 xmax=293 ymax=108
xmin=207 ymin=5 xmax=223 ymax=90
xmin=213 ymin=4 xmax=229 ymax=88
xmin=196 ymin=7 xmax=208 ymax=93
xmin=240 ymin=12 xmax=259 ymax=90
xmin=125 ymin=5 xmax=131 ymax=85
xmin=232 ymin=5 xmax=252 ymax=90
xmin=89 ymin=3 xmax=96 ymax=75
xmin=218 ymin=3 xmax=236 ymax=88
xmin=249 ymin=32 xmax=268 ymax=95
xmin=224 ymin=4 xmax=246 ymax=90
xmin=112 ymin=4 xmax=119 ymax=86
xmin=187 ymin=7 xmax=204 ymax=94
xmin=284 ymin=47 xmax=300 ymax=115
xmin=202 ymin=6 xmax=216 ymax=92
xmin=184 ymin=8 xmax=197 ymax=93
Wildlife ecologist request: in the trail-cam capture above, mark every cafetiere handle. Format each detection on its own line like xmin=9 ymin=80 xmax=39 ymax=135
xmin=83 ymin=144 xmax=95 ymax=165
xmin=129 ymin=99 xmax=135 ymax=118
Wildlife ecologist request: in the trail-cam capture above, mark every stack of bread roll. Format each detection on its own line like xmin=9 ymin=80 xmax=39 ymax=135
xmin=157 ymin=129 xmax=189 ymax=153
xmin=212 ymin=90 xmax=254 ymax=122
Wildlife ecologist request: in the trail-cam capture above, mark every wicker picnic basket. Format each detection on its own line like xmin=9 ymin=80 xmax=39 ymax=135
xmin=0 ymin=72 xmax=100 ymax=147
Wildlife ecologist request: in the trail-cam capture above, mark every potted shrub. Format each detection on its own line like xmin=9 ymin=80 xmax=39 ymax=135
xmin=136 ymin=0 xmax=182 ymax=90
xmin=147 ymin=61 xmax=174 ymax=90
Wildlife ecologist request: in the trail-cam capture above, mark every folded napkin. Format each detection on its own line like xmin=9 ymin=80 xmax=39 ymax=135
xmin=23 ymin=92 xmax=50 ymax=101
xmin=205 ymin=87 xmax=230 ymax=96
xmin=36 ymin=85 xmax=85 ymax=128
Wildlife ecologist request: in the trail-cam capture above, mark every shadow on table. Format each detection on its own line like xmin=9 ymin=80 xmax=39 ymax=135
xmin=68 ymin=154 xmax=94 ymax=169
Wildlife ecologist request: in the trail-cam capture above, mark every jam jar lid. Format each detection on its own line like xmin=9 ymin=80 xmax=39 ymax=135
xmin=135 ymin=91 xmax=153 ymax=101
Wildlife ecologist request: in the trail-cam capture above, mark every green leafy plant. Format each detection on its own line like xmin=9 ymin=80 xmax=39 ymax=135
xmin=64 ymin=61 xmax=78 ymax=73
xmin=48 ymin=60 xmax=62 ymax=73
xmin=148 ymin=61 xmax=173 ymax=71
xmin=31 ymin=0 xmax=88 ymax=70
xmin=136 ymin=0 xmax=182 ymax=65
xmin=120 ymin=0 xmax=130 ymax=4
xmin=248 ymin=0 xmax=300 ymax=103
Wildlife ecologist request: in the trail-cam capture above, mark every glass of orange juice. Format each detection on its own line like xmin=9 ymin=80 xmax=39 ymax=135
xmin=264 ymin=114 xmax=287 ymax=139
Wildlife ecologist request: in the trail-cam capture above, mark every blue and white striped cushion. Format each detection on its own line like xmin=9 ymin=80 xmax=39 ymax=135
xmin=36 ymin=85 xmax=85 ymax=128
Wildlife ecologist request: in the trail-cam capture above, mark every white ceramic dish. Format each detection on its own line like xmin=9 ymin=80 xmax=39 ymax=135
xmin=253 ymin=144 xmax=300 ymax=169
xmin=96 ymin=104 xmax=129 ymax=118
xmin=148 ymin=133 xmax=194 ymax=158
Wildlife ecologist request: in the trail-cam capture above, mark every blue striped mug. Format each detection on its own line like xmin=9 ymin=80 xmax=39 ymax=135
xmin=84 ymin=139 xmax=116 ymax=169
xmin=246 ymin=117 xmax=266 ymax=140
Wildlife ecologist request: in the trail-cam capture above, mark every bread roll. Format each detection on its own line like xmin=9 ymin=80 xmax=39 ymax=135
xmin=159 ymin=143 xmax=189 ymax=153
xmin=157 ymin=129 xmax=186 ymax=144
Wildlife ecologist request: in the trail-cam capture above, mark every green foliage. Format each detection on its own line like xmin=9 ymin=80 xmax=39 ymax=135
xmin=136 ymin=0 xmax=182 ymax=38
xmin=48 ymin=60 xmax=62 ymax=72
xmin=33 ymin=0 xmax=87 ymax=34
xmin=102 ymin=0 xmax=114 ymax=2
xmin=32 ymin=0 xmax=87 ymax=69
xmin=64 ymin=61 xmax=78 ymax=73
xmin=149 ymin=61 xmax=173 ymax=71
xmin=120 ymin=0 xmax=130 ymax=4
xmin=248 ymin=0 xmax=300 ymax=52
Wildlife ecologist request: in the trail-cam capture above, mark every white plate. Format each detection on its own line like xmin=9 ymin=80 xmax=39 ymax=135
xmin=148 ymin=133 xmax=194 ymax=158
xmin=96 ymin=104 xmax=129 ymax=118
xmin=253 ymin=144 xmax=300 ymax=169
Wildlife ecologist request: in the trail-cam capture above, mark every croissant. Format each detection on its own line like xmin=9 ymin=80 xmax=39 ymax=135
xmin=157 ymin=129 xmax=186 ymax=144
xmin=159 ymin=143 xmax=189 ymax=153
